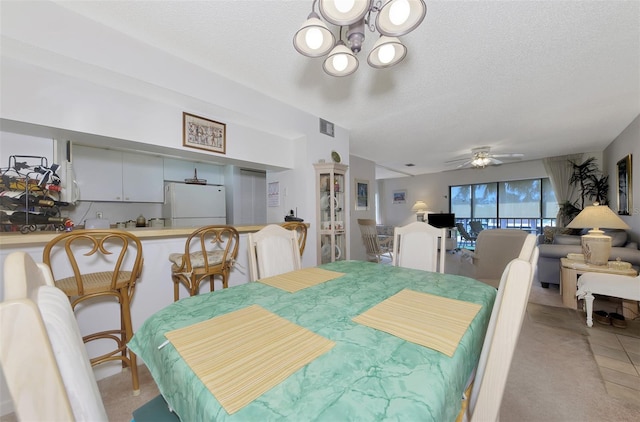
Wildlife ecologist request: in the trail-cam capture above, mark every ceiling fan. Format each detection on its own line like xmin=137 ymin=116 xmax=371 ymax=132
xmin=445 ymin=147 xmax=524 ymax=169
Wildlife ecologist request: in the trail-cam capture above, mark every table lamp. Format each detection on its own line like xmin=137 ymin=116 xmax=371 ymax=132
xmin=566 ymin=202 xmax=630 ymax=265
xmin=411 ymin=200 xmax=427 ymax=221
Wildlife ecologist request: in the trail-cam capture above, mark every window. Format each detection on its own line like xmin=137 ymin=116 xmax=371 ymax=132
xmin=450 ymin=178 xmax=557 ymax=236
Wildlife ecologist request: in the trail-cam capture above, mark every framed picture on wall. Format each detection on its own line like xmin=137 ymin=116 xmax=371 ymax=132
xmin=355 ymin=179 xmax=369 ymax=210
xmin=617 ymin=154 xmax=632 ymax=215
xmin=183 ymin=112 xmax=226 ymax=154
xmin=393 ymin=190 xmax=407 ymax=204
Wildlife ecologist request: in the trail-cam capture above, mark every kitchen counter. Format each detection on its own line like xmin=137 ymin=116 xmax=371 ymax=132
xmin=0 ymin=224 xmax=291 ymax=248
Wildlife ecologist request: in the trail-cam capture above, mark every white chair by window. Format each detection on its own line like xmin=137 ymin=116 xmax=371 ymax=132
xmin=392 ymin=221 xmax=446 ymax=273
xmin=248 ymin=224 xmax=302 ymax=281
xmin=1 ymin=252 xmax=109 ymax=421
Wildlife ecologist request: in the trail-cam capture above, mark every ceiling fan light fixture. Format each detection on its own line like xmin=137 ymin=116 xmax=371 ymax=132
xmin=319 ymin=0 xmax=370 ymax=26
xmin=471 ymin=156 xmax=491 ymax=168
xmin=293 ymin=13 xmax=336 ymax=57
xmin=376 ymin=0 xmax=427 ymax=37
xmin=323 ymin=40 xmax=359 ymax=76
xmin=367 ymin=36 xmax=407 ymax=68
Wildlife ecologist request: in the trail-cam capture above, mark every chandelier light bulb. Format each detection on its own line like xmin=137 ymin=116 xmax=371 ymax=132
xmin=323 ymin=40 xmax=358 ymax=76
xmin=305 ymin=27 xmax=324 ymax=50
xmin=389 ymin=0 xmax=411 ymax=25
xmin=378 ymin=43 xmax=396 ymax=64
xmin=376 ymin=0 xmax=427 ymax=37
xmin=335 ymin=0 xmax=355 ymax=14
xmin=332 ymin=54 xmax=348 ymax=71
xmin=367 ymin=36 xmax=407 ymax=68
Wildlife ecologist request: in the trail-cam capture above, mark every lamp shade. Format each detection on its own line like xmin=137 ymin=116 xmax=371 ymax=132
xmin=293 ymin=13 xmax=336 ymax=57
xmin=323 ymin=41 xmax=359 ymax=76
xmin=411 ymin=200 xmax=427 ymax=212
xmin=566 ymin=203 xmax=629 ymax=265
xmin=367 ymin=36 xmax=407 ymax=68
xmin=376 ymin=0 xmax=427 ymax=37
xmin=319 ymin=0 xmax=370 ymax=26
xmin=566 ymin=203 xmax=630 ymax=232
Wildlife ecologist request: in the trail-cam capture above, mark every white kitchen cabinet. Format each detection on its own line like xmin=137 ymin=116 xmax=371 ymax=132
xmin=122 ymin=153 xmax=164 ymax=202
xmin=73 ymin=145 xmax=164 ymax=202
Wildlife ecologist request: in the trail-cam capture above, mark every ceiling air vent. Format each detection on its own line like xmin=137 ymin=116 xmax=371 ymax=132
xmin=319 ymin=118 xmax=334 ymax=137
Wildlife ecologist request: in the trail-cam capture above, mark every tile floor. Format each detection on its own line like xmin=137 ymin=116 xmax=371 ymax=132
xmin=588 ymin=326 xmax=640 ymax=403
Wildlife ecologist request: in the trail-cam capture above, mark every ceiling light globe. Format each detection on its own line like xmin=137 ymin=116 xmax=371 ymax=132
xmin=319 ymin=0 xmax=370 ymax=26
xmin=335 ymin=0 xmax=355 ymax=13
xmin=333 ymin=54 xmax=348 ymax=71
xmin=378 ymin=43 xmax=396 ymax=64
xmin=367 ymin=36 xmax=407 ymax=68
xmin=323 ymin=41 xmax=359 ymax=76
xmin=293 ymin=14 xmax=336 ymax=57
xmin=305 ymin=27 xmax=324 ymax=50
xmin=389 ymin=0 xmax=411 ymax=25
xmin=376 ymin=0 xmax=427 ymax=37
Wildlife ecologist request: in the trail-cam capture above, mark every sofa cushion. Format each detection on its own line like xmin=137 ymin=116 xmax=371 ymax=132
xmin=553 ymin=234 xmax=582 ymax=245
xmin=604 ymin=229 xmax=627 ymax=247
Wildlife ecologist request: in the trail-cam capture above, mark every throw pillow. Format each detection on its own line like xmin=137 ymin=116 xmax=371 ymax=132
xmin=542 ymin=226 xmax=556 ymax=244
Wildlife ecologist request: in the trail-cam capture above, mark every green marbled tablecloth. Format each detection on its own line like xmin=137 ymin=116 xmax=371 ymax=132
xmin=129 ymin=260 xmax=496 ymax=421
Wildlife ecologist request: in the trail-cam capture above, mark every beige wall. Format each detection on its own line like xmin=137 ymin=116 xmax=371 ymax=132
xmin=604 ymin=114 xmax=640 ymax=242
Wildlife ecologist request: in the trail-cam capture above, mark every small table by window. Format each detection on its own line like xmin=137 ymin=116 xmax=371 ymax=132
xmin=560 ymin=257 xmax=637 ymax=317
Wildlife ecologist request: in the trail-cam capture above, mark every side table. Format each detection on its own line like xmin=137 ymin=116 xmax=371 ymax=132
xmin=560 ymin=257 xmax=638 ymax=318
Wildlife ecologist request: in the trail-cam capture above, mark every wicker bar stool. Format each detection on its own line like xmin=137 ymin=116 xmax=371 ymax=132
xmin=282 ymin=221 xmax=308 ymax=257
xmin=43 ymin=229 xmax=143 ymax=395
xmin=169 ymin=225 xmax=239 ymax=301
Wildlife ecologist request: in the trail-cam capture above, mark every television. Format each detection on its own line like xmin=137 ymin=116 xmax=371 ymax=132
xmin=427 ymin=213 xmax=455 ymax=229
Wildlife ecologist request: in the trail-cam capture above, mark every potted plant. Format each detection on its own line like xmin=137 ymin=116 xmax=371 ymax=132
xmin=568 ymin=157 xmax=609 ymax=208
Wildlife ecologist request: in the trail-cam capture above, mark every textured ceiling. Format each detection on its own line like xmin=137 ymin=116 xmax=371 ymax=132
xmin=17 ymin=1 xmax=640 ymax=177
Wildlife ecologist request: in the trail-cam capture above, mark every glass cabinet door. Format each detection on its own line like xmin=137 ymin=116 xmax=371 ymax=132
xmin=315 ymin=163 xmax=348 ymax=264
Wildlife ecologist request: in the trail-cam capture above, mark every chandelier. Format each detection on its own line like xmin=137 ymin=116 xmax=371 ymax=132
xmin=293 ymin=0 xmax=427 ymax=77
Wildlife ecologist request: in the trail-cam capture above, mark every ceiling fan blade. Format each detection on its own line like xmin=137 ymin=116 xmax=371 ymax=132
xmin=456 ymin=160 xmax=473 ymax=169
xmin=444 ymin=156 xmax=472 ymax=164
xmin=488 ymin=157 xmax=503 ymax=165
xmin=491 ymin=153 xmax=524 ymax=159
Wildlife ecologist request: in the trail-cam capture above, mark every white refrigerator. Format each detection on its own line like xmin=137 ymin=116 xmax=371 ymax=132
xmin=163 ymin=182 xmax=226 ymax=227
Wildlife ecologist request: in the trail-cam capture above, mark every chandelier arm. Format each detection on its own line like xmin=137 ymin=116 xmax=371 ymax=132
xmin=365 ymin=1 xmax=377 ymax=32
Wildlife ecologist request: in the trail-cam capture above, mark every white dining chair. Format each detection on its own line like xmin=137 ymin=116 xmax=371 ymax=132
xmin=248 ymin=224 xmax=302 ymax=281
xmin=1 ymin=251 xmax=109 ymax=421
xmin=457 ymin=256 xmax=534 ymax=422
xmin=392 ymin=221 xmax=446 ymax=273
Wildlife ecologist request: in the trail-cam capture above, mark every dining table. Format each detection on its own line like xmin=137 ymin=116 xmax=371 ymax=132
xmin=129 ymin=260 xmax=497 ymax=421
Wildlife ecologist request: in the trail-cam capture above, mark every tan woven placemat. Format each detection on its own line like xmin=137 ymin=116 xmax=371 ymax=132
xmin=258 ymin=267 xmax=345 ymax=292
xmin=165 ymin=304 xmax=335 ymax=414
xmin=352 ymin=289 xmax=482 ymax=357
